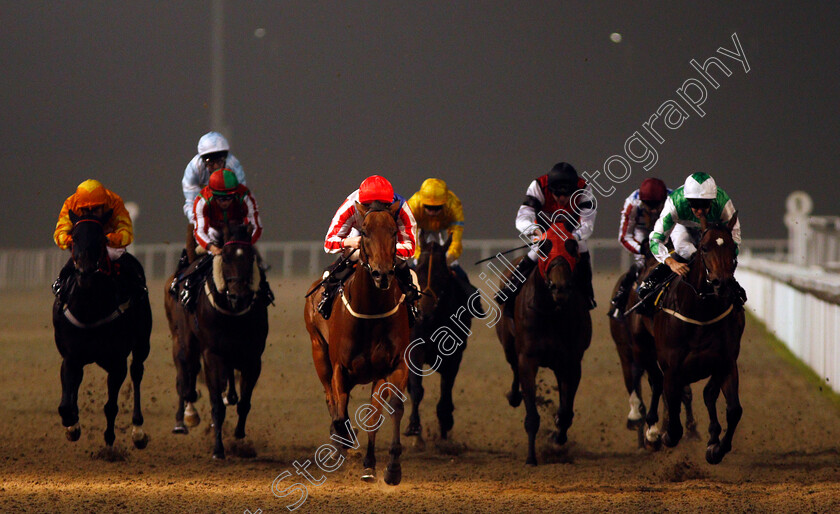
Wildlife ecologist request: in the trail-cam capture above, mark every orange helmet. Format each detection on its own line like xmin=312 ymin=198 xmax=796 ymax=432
xmin=74 ymin=179 xmax=108 ymax=208
xmin=358 ymin=175 xmax=394 ymax=204
xmin=418 ymin=178 xmax=448 ymax=206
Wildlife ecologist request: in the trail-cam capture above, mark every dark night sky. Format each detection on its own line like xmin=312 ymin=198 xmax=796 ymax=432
xmin=2 ymin=1 xmax=839 ymax=249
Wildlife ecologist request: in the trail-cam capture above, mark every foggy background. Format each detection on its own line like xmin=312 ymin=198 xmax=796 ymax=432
xmin=2 ymin=1 xmax=838 ymax=249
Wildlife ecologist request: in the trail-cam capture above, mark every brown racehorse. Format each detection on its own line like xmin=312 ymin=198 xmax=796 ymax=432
xmin=304 ymin=200 xmax=410 ymax=485
xmin=496 ymin=224 xmax=592 ymax=465
xmin=609 ymin=237 xmax=697 ymax=448
xmin=53 ymin=212 xmax=152 ymax=449
xmin=165 ymin=222 xmax=268 ymax=459
xmin=652 ymin=213 xmax=745 ymax=464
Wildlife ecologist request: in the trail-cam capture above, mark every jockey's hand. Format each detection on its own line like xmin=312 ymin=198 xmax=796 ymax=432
xmin=530 ymin=228 xmax=544 ymax=242
xmin=665 ymin=256 xmax=689 ymax=277
xmin=445 ymin=251 xmax=456 ymax=266
xmin=208 ymin=244 xmax=223 ymax=256
xmin=343 ymin=236 xmax=361 ymax=249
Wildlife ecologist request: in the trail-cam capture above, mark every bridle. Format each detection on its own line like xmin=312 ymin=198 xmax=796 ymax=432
xmin=71 ymin=218 xmax=110 ymax=277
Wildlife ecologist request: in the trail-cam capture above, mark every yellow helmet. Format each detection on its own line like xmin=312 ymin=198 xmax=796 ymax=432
xmin=74 ymin=179 xmax=108 ymax=208
xmin=419 ymin=178 xmax=448 ymax=206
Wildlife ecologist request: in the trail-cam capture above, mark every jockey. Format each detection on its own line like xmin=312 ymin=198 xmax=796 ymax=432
xmin=636 ymin=172 xmax=747 ymax=312
xmin=171 ymin=169 xmax=273 ymax=308
xmin=52 ymin=179 xmax=147 ymax=301
xmin=609 ymin=177 xmax=680 ymax=318
xmin=407 ymin=178 xmax=482 ymax=310
xmin=495 ymin=162 xmax=598 ymax=316
xmin=318 ymin=175 xmax=420 ymax=324
xmin=180 ymin=132 xmax=247 ymax=265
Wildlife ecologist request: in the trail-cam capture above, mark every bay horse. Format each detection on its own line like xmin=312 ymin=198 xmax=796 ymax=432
xmin=496 ymin=224 xmax=592 ymax=465
xmin=652 ymin=213 xmax=744 ymax=464
xmin=164 ymin=222 xmax=268 ymax=459
xmin=52 ymin=211 xmax=152 ymax=449
xmin=304 ymin=200 xmax=410 ymax=485
xmin=404 ymin=231 xmax=472 ymax=443
xmin=609 ymin=236 xmax=697 ymax=448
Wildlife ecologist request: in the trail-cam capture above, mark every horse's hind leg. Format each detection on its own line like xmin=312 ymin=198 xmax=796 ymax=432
xmin=404 ymin=370 xmax=424 ymax=438
xmin=172 ymin=336 xmax=196 ymax=433
xmin=682 ymin=385 xmax=700 ymax=439
xmin=130 ymin=307 xmax=152 ymax=449
xmin=58 ymin=360 xmax=84 ymax=441
xmin=224 ymin=369 xmax=239 ymax=406
xmin=104 ymin=361 xmax=128 ymax=447
xmin=502 ymin=334 xmax=522 ymax=407
xmin=643 ymin=356 xmax=664 ymax=449
xmin=234 ymin=361 xmax=262 ymax=440
xmin=706 ymin=366 xmax=742 ymax=464
xmin=436 ymin=351 xmax=463 ymax=440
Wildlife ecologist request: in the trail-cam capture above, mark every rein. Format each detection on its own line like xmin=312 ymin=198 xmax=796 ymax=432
xmin=203 ymin=280 xmax=253 ymax=316
xmin=340 ymin=288 xmax=405 ymax=319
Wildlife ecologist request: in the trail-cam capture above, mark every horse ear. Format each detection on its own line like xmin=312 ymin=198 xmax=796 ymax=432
xmin=389 ymin=201 xmax=401 ymax=218
xmin=564 ymin=238 xmax=579 ymax=260
xmin=727 ymin=210 xmax=739 ymax=232
xmin=69 ymin=210 xmax=80 ymax=224
xmin=354 ymin=201 xmax=367 ymax=226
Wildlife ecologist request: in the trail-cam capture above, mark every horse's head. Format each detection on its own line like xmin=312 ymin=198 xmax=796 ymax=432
xmin=697 ymin=212 xmax=739 ymax=298
xmin=536 ymin=223 xmax=580 ymax=306
xmin=68 ymin=209 xmax=111 ymax=286
xmin=355 ymin=200 xmax=400 ymax=290
xmin=214 ymin=222 xmax=258 ymax=311
xmin=416 ymin=230 xmax=453 ymax=323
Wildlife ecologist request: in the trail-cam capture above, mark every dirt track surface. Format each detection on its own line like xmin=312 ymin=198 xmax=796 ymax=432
xmin=1 ymin=273 xmax=839 ymax=513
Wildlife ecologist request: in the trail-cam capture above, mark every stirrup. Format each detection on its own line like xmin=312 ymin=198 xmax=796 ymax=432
xmin=52 ymin=279 xmax=62 ymax=297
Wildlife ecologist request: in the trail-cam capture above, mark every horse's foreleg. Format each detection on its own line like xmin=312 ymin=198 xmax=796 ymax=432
xmin=362 ymin=381 xmax=383 ymax=482
xmin=643 ymin=359 xmax=664 ymax=448
xmin=234 ymin=361 xmax=261 ymax=440
xmin=553 ymin=359 xmax=581 ymax=447
xmin=330 ymin=364 xmax=352 ymax=446
xmin=204 ymin=353 xmax=227 ymax=459
xmin=58 ymin=360 xmax=84 ymax=441
xmin=707 ymin=366 xmax=742 ymax=465
xmin=172 ymin=336 xmax=192 ymax=434
xmin=103 ymin=361 xmax=128 ymax=447
xmin=503 ymin=336 xmax=522 ymax=408
xmin=661 ymin=370 xmax=684 ymax=448
xmin=224 ymin=369 xmax=239 ymax=406
xmin=682 ymin=385 xmax=699 ymax=438
xmin=129 ymin=354 xmax=149 ymax=449
xmin=518 ymin=355 xmax=540 ymax=466
xmin=436 ymin=352 xmax=463 ymax=440
xmin=382 ymin=366 xmax=408 ymax=486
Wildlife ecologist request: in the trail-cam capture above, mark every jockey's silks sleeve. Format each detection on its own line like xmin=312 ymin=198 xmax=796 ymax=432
xmin=325 ymin=190 xmax=417 ymax=260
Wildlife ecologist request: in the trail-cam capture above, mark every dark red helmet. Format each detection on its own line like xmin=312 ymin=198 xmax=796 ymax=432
xmin=639 ymin=178 xmax=667 ymax=203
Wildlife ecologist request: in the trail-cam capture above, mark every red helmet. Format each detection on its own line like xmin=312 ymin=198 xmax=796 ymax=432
xmin=639 ymin=178 xmax=667 ymax=203
xmin=209 ymin=169 xmax=239 ymax=196
xmin=358 ymin=175 xmax=394 ymax=204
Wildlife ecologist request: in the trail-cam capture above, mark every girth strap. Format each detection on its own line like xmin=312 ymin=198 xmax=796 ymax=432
xmin=660 ymin=304 xmax=734 ymax=326
xmin=62 ymin=299 xmax=132 ymax=329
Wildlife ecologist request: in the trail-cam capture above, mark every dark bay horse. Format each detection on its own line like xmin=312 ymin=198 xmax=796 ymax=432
xmin=609 ymin=237 xmax=697 ymax=448
xmin=165 ymin=222 xmax=268 ymax=459
xmin=652 ymin=213 xmax=745 ymax=464
xmin=304 ymin=200 xmax=410 ymax=485
xmin=52 ymin=211 xmax=152 ymax=449
xmin=404 ymin=231 xmax=473 ymax=443
xmin=496 ymin=224 xmax=592 ymax=465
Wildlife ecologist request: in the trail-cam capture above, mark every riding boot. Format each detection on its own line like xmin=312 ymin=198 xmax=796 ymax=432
xmin=395 ymin=261 xmax=421 ymax=327
xmin=114 ymin=252 xmax=147 ymax=302
xmin=451 ymin=264 xmax=485 ymax=317
xmin=731 ymin=278 xmax=748 ymax=311
xmin=635 ymin=262 xmax=673 ymax=315
xmin=169 ymin=249 xmax=190 ymax=297
xmin=317 ymin=258 xmax=354 ymax=320
xmin=610 ymin=264 xmax=639 ymax=319
xmin=495 ymin=257 xmax=537 ymax=318
xmin=575 ymin=251 xmax=596 ymax=310
xmin=257 ymin=268 xmax=274 ymax=307
xmin=178 ymin=255 xmax=213 ymax=311
xmin=52 ymin=259 xmax=75 ymax=301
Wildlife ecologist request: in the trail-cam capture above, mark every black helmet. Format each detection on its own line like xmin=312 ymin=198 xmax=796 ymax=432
xmin=547 ymin=162 xmax=579 ymax=195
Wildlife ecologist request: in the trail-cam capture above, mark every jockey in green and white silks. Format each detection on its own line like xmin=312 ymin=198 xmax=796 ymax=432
xmin=650 ymin=172 xmax=741 ymax=264
xmin=635 ymin=172 xmax=746 ymax=313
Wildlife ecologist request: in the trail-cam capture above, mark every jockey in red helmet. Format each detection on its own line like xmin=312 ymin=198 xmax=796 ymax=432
xmin=318 ymin=175 xmax=420 ymax=323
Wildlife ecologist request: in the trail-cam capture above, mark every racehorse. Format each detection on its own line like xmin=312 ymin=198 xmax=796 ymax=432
xmin=52 ymin=211 xmax=152 ymax=449
xmin=652 ymin=213 xmax=744 ymax=464
xmin=404 ymin=231 xmax=472 ymax=443
xmin=609 ymin=236 xmax=697 ymax=448
xmin=165 ymin=222 xmax=268 ymax=459
xmin=496 ymin=223 xmax=592 ymax=465
xmin=304 ymin=200 xmax=410 ymax=485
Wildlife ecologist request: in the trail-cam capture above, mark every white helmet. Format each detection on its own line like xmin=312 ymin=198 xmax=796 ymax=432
xmin=683 ymin=172 xmax=717 ymax=199
xmin=197 ymin=131 xmax=230 ymax=156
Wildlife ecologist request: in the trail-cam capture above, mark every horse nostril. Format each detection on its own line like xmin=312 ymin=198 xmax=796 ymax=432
xmin=711 ymin=279 xmax=721 ymax=287
xmin=387 ymin=270 xmax=395 ymax=277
